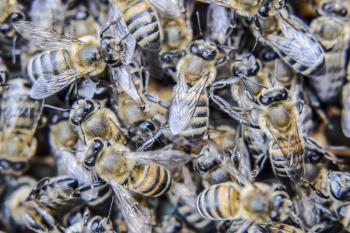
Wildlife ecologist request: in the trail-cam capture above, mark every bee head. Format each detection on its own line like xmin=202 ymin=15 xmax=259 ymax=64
xmin=232 ymin=55 xmax=261 ymax=77
xmin=128 ymin=121 xmax=157 ymax=147
xmin=328 ymin=171 xmax=350 ymax=201
xmin=100 ymin=36 xmax=122 ymax=67
xmin=84 ymin=138 xmax=104 ymax=170
xmin=319 ymin=1 xmax=349 ymax=18
xmin=70 ymin=99 xmax=98 ymax=126
xmin=189 ymin=40 xmax=218 ymax=61
xmin=259 ymin=88 xmax=288 ymax=106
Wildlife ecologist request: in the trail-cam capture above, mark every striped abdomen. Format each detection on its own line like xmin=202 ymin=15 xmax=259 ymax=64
xmin=269 ymin=142 xmax=303 ymax=181
xmin=196 ymin=183 xmax=239 ymax=220
xmin=180 ymin=93 xmax=209 ymax=143
xmin=176 ymin=197 xmax=213 ymax=230
xmin=26 ymin=50 xmax=72 ymax=82
xmin=129 ymin=162 xmax=172 ymax=197
xmin=118 ymin=0 xmax=160 ymax=50
xmin=1 ymin=78 xmax=41 ymax=133
xmin=309 ymin=49 xmax=347 ymax=103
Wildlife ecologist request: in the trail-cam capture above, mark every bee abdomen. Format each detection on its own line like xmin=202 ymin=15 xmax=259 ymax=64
xmin=181 ymin=95 xmax=209 ymax=142
xmin=196 ymin=183 xmax=238 ymax=220
xmin=129 ymin=163 xmax=172 ymax=197
xmin=26 ymin=50 xmax=71 ymax=82
xmin=177 ymin=200 xmax=213 ymax=230
xmin=122 ymin=0 xmax=160 ymax=50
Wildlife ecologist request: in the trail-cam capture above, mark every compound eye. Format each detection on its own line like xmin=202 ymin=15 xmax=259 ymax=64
xmin=247 ymin=62 xmax=260 ymax=76
xmin=91 ymin=219 xmax=100 ymax=232
xmin=84 ymin=100 xmax=95 ymax=113
xmin=262 ymin=50 xmax=278 ymax=61
xmin=10 ymin=12 xmax=24 ymax=22
xmin=259 ymin=95 xmax=270 ymax=105
xmin=93 ymin=139 xmax=103 ymax=153
xmin=202 ymin=49 xmax=217 ymax=61
xmin=75 ymin=10 xmax=89 ymax=20
xmin=322 ymin=2 xmax=333 ymax=14
xmin=259 ymin=3 xmax=271 ymax=17
xmin=161 ymin=52 xmax=173 ymax=63
xmin=70 ymin=117 xmax=79 ymax=126
xmin=337 ymin=8 xmax=348 ymax=17
xmin=190 ymin=44 xmax=199 ymax=54
xmin=281 ymin=89 xmax=288 ymax=99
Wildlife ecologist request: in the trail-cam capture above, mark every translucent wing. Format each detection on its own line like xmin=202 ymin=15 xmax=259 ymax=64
xmin=30 ymin=70 xmax=83 ymax=99
xmin=13 ymin=20 xmax=83 ymax=50
xmin=108 ymin=5 xmax=136 ymax=64
xmin=266 ymin=117 xmax=304 ymax=182
xmin=1 ymin=80 xmax=43 ymax=135
xmin=110 ymin=180 xmax=152 ymax=233
xmin=169 ymin=73 xmax=208 ymax=135
xmin=342 ymin=83 xmax=350 ymax=138
xmin=147 ymin=0 xmax=181 ymax=18
xmin=267 ymin=18 xmax=324 ymax=68
xmin=110 ymin=66 xmax=144 ymax=108
xmin=122 ymin=149 xmax=192 ymax=169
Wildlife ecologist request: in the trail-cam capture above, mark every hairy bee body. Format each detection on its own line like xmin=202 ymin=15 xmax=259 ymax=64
xmin=93 ymin=142 xmax=172 ymax=197
xmin=26 ymin=37 xmax=106 ymax=83
xmin=308 ymin=16 xmax=350 ymax=103
xmin=0 ymin=78 xmax=42 ymax=175
xmin=196 ymin=182 xmax=292 ymax=224
xmin=257 ymin=9 xmax=325 ymax=77
xmin=113 ymin=0 xmax=161 ymax=51
xmin=70 ymin=99 xmax=126 ymax=143
xmin=180 ymin=93 xmax=210 ymax=142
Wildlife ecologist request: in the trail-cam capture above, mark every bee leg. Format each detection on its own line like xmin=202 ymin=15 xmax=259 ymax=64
xmin=144 ymin=94 xmax=170 ymax=109
xmin=137 ymin=130 xmax=163 ymax=152
xmin=209 ymin=93 xmax=260 ymax=129
xmin=210 ymin=77 xmax=240 ymax=92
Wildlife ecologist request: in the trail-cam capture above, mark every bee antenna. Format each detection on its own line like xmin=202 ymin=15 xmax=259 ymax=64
xmin=43 ymin=104 xmax=71 ymax=112
xmin=107 ymin=196 xmax=114 ymax=223
xmin=238 ymin=74 xmax=268 ymax=89
xmin=196 ymin=11 xmax=203 ymax=38
xmin=79 ymin=123 xmax=87 ymax=146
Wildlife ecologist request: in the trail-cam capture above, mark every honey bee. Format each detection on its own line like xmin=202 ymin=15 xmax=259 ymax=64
xmin=308 ymin=15 xmax=350 ymax=103
xmin=82 ymin=138 xmax=190 ymax=233
xmin=159 ymin=10 xmax=193 ymax=79
xmin=255 ymin=7 xmax=325 ymax=77
xmin=255 ymin=223 xmax=303 ymax=233
xmin=7 ymin=176 xmax=85 ymax=232
xmin=14 ymin=20 xmax=143 ymax=106
xmin=196 ymin=182 xmax=293 ymax=231
xmin=168 ymin=40 xmax=238 ymax=143
xmin=168 ymin=167 xmax=215 ymax=231
xmin=69 ymin=98 xmax=127 ymax=143
xmin=194 ymin=0 xmax=283 ymax=18
xmin=65 ymin=208 xmax=116 ymax=233
xmin=109 ymin=0 xmax=182 ymax=51
xmin=0 ymin=77 xmax=42 ymax=175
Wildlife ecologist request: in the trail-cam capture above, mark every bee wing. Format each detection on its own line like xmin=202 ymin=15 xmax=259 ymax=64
xmin=1 ymin=88 xmax=43 ymax=135
xmin=110 ymin=180 xmax=152 ymax=233
xmin=13 ymin=20 xmax=83 ymax=50
xmin=266 ymin=120 xmax=304 ymax=182
xmin=342 ymin=83 xmax=350 ymax=138
xmin=266 ymin=19 xmax=324 ymax=68
xmin=146 ymin=0 xmax=181 ymax=18
xmin=169 ymin=74 xmax=208 ymax=135
xmin=108 ymin=5 xmax=136 ymax=64
xmin=122 ymin=149 xmax=192 ymax=169
xmin=30 ymin=70 xmax=83 ymax=99
xmin=110 ymin=67 xmax=144 ymax=108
